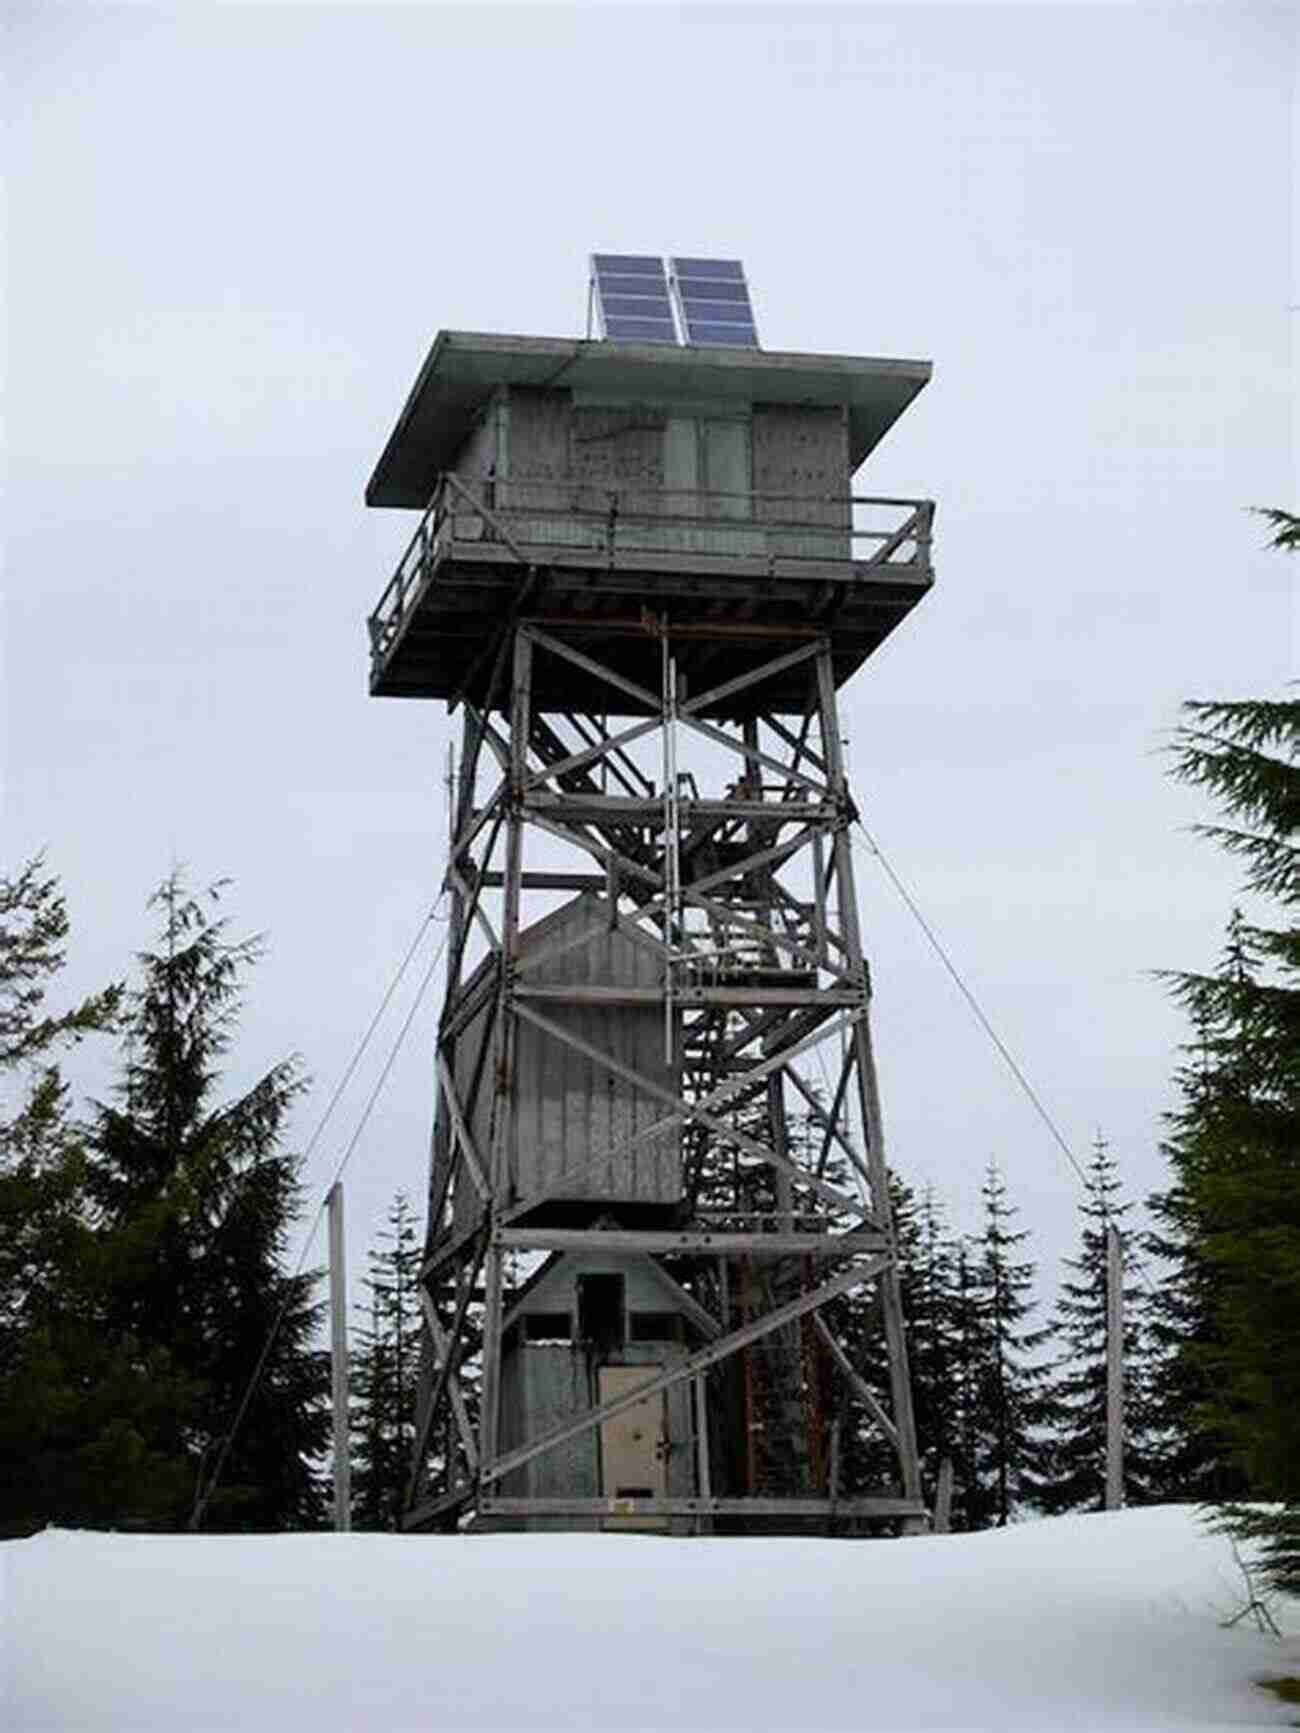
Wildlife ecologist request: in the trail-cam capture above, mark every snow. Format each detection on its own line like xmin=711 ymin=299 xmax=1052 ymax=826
xmin=3 ymin=1507 xmax=1297 ymax=1732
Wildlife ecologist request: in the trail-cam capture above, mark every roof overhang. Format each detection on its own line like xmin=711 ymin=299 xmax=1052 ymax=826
xmin=366 ymin=331 xmax=932 ymax=508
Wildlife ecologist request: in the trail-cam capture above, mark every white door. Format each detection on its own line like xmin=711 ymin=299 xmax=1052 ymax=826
xmin=598 ymin=1365 xmax=668 ymax=1531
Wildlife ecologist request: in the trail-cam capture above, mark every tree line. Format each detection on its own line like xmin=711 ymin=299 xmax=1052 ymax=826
xmin=3 ymin=515 xmax=1295 ymax=1582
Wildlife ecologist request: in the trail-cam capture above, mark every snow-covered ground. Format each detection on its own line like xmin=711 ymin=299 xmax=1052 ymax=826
xmin=3 ymin=1506 xmax=1297 ymax=1731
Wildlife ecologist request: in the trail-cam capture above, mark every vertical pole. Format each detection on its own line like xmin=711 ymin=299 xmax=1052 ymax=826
xmin=662 ymin=627 xmax=680 ymax=1061
xmin=695 ymin=1375 xmax=712 ymax=1492
xmin=934 ymin=1458 xmax=954 ymax=1534
xmin=814 ymin=646 xmax=923 ymax=1514
xmin=479 ymin=628 xmax=532 ymax=1481
xmin=1105 ymin=1222 xmax=1124 ymax=1511
xmin=328 ymin=1181 xmax=351 ymax=1533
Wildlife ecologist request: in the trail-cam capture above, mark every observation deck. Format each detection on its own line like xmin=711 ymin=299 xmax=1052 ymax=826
xmin=365 ymin=331 xmax=935 ymax=716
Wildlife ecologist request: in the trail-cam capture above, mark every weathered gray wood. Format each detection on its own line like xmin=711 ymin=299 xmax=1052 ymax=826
xmin=817 ymin=646 xmax=923 ymax=1506
xmin=495 ymin=1227 xmax=887 ymax=1258
xmin=678 ymin=713 xmax=828 ymax=797
xmin=482 ymin=871 xmax=608 ymax=892
xmin=526 ymin=624 xmax=659 ymax=712
xmin=514 ymin=983 xmax=860 ymax=1008
xmin=476 ymin=1495 xmax=927 ymax=1519
xmin=482 ymin=1256 xmax=888 ymax=1487
xmin=407 ymin=1235 xmax=486 ymax=1506
xmin=811 ymin=1313 xmax=899 ymax=1448
xmin=418 ymin=1290 xmax=478 ymax=1471
xmin=934 ymin=1458 xmax=954 ymax=1533
xmin=511 ymin=998 xmax=866 ymax=1218
xmin=443 ymin=469 xmax=532 ymax=568
xmin=435 ymin=1053 xmax=491 ymax=1200
xmin=402 ymin=622 xmax=927 ymax=1526
xmin=420 ymin=1212 xmax=486 ymax=1283
xmin=402 ymin=1479 xmax=477 ymax=1532
xmin=524 ymin=715 xmax=661 ymax=792
xmin=695 ymin=1375 xmax=712 ymax=1504
xmin=679 ymin=637 xmax=825 ymax=720
xmin=828 ymin=1419 xmax=842 ymax=1515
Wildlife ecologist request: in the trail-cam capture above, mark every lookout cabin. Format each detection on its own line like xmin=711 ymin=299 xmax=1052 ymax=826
xmin=365 ymin=313 xmax=934 ymax=716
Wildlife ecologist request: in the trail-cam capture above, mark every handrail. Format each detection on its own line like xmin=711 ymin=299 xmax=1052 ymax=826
xmin=369 ymin=474 xmax=934 ymax=667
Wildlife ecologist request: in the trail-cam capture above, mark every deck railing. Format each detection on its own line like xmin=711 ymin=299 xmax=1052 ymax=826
xmin=368 ymin=474 xmax=933 ymax=665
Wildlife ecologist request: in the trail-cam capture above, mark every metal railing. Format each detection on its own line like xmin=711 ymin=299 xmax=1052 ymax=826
xmin=368 ymin=474 xmax=934 ymax=666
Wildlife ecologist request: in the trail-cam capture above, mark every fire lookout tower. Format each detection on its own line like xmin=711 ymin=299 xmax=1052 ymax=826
xmin=365 ymin=257 xmax=937 ymax=1534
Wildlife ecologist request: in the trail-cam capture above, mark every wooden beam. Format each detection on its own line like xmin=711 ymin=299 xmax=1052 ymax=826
xmin=477 ymin=1496 xmax=926 ymax=1519
xmin=494 ymin=1228 xmax=887 ymax=1259
xmin=811 ymin=1313 xmax=899 ymax=1448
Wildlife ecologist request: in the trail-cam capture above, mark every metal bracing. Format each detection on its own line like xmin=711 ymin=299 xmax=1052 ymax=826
xmin=404 ymin=622 xmax=924 ymax=1534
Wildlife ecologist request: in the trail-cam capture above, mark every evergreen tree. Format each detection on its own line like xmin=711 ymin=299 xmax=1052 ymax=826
xmin=829 ymin=1171 xmax=922 ymax=1499
xmin=351 ymin=1190 xmax=423 ymax=1530
xmin=902 ymin=1185 xmax=961 ymax=1510
xmin=1039 ymin=1136 xmax=1159 ymax=1513
xmin=1154 ymin=641 xmax=1299 ymax=1591
xmin=0 ymin=860 xmax=187 ymax=1534
xmin=964 ymin=1162 xmax=1053 ymax=1526
xmin=1145 ymin=990 xmax=1251 ymax=1505
xmin=88 ymin=873 xmax=330 ymax=1530
xmin=1 ymin=858 xmax=121 ymax=1335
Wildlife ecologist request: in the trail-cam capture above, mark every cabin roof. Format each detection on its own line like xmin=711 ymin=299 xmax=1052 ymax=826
xmin=366 ymin=330 xmax=932 ymax=508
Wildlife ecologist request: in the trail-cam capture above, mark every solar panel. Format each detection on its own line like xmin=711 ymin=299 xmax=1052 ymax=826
xmin=591 ymin=254 xmax=678 ymax=344
xmin=669 ymin=257 xmax=759 ymax=348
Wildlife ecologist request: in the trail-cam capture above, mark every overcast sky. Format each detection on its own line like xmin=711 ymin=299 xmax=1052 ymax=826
xmin=6 ymin=3 xmax=1296 ymax=1318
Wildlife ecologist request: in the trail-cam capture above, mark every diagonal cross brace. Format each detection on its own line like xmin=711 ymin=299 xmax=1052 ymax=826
xmin=482 ymin=1254 xmax=889 ymax=1487
xmin=511 ymin=998 xmax=867 ymax=1218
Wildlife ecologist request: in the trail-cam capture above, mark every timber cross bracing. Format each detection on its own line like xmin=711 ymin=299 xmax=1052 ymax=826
xmin=403 ymin=619 xmax=926 ymax=1533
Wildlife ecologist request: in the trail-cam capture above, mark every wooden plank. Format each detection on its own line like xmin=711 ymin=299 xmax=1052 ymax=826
xmin=523 ymin=715 xmax=661 ymax=791
xmin=478 ymin=1496 xmax=927 ymax=1519
xmin=811 ymin=1313 xmax=899 ymax=1448
xmin=435 ymin=1053 xmax=491 ymax=1199
xmin=495 ymin=1228 xmax=888 ymax=1258
xmin=514 ymin=984 xmax=861 ymax=1008
xmin=482 ymin=871 xmax=607 ymax=892
xmin=511 ymin=998 xmax=865 ymax=1218
xmin=418 ymin=1290 xmax=479 ymax=1472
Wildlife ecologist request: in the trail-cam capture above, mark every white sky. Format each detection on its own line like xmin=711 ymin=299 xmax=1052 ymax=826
xmin=5 ymin=3 xmax=1297 ymax=1316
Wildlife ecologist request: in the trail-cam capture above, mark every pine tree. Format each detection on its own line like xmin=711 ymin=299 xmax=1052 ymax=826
xmin=964 ymin=1162 xmax=1053 ymax=1526
xmin=1039 ymin=1136 xmax=1159 ymax=1513
xmin=1 ymin=858 xmax=121 ymax=1337
xmin=351 ymin=1190 xmax=423 ymax=1530
xmin=1145 ymin=990 xmax=1251 ymax=1505
xmin=1155 ymin=640 xmax=1299 ymax=1591
xmin=88 ymin=873 xmax=330 ymax=1530
xmin=0 ymin=860 xmax=186 ymax=1534
xmin=901 ymin=1185 xmax=960 ymax=1510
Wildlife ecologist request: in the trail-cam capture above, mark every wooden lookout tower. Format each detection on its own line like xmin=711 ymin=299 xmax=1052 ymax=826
xmin=365 ymin=256 xmax=937 ymax=1534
